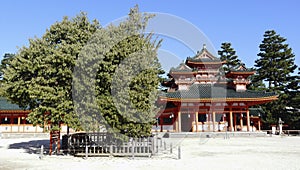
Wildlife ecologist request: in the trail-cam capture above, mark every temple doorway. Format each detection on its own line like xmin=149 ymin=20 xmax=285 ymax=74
xmin=181 ymin=113 xmax=193 ymax=132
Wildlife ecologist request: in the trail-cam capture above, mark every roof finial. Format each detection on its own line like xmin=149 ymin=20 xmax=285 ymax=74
xmin=203 ymin=44 xmax=206 ymax=49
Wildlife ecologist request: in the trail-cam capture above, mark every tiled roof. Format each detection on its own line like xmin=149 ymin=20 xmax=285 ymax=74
xmin=249 ymin=108 xmax=265 ymax=117
xmin=228 ymin=64 xmax=255 ymax=72
xmin=170 ymin=63 xmax=193 ymax=72
xmin=0 ymin=97 xmax=23 ymax=110
xmin=186 ymin=57 xmax=222 ymax=63
xmin=163 ymin=84 xmax=277 ymax=100
xmin=186 ymin=47 xmax=221 ymax=63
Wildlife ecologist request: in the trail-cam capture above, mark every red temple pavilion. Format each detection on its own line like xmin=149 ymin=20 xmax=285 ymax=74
xmin=155 ymin=45 xmax=278 ymax=132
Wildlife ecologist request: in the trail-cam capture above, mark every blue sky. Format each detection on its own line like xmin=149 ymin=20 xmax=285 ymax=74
xmin=1 ymin=0 xmax=299 ymax=72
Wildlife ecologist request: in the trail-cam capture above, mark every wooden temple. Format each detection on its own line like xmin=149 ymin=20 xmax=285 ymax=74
xmin=0 ymin=97 xmax=38 ymax=133
xmin=0 ymin=97 xmax=70 ymax=133
xmin=155 ymin=45 xmax=278 ymax=132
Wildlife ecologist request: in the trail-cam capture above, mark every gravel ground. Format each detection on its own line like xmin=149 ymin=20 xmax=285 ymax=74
xmin=0 ymin=135 xmax=299 ymax=170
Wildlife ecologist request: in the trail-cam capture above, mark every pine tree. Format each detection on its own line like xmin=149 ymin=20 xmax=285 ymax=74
xmin=218 ymin=42 xmax=241 ymax=72
xmin=72 ymin=5 xmax=163 ymax=139
xmin=247 ymin=74 xmax=267 ymax=91
xmin=2 ymin=13 xmax=100 ymax=131
xmin=285 ymin=68 xmax=300 ymax=129
xmin=254 ymin=30 xmax=298 ymax=127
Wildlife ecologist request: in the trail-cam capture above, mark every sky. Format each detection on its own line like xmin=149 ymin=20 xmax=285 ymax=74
xmin=1 ymin=0 xmax=299 ymax=72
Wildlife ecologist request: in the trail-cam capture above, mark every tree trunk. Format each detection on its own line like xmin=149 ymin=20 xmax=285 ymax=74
xmin=49 ymin=129 xmax=60 ymax=155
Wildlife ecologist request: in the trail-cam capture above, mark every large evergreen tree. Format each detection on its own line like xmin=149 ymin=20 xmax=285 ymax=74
xmin=73 ymin=6 xmax=163 ymax=138
xmin=285 ymin=68 xmax=300 ymax=129
xmin=2 ymin=13 xmax=100 ymax=132
xmin=218 ymin=42 xmax=241 ymax=72
xmin=253 ymin=30 xmax=298 ymax=128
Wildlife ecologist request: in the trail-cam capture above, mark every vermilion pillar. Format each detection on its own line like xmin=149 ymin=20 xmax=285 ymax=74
xmin=246 ymin=109 xmax=250 ymax=132
xmin=178 ymin=111 xmax=181 ymax=132
xmin=195 ymin=112 xmax=198 ymax=132
xmin=212 ymin=111 xmax=216 ymax=132
xmin=229 ymin=108 xmax=234 ymax=132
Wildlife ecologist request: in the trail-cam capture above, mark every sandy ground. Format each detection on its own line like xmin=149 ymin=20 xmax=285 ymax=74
xmin=0 ymin=135 xmax=300 ymax=170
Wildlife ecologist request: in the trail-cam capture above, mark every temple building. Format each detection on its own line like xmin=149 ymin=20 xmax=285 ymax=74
xmin=0 ymin=97 xmax=69 ymax=133
xmin=155 ymin=45 xmax=278 ymax=132
xmin=0 ymin=97 xmax=36 ymax=133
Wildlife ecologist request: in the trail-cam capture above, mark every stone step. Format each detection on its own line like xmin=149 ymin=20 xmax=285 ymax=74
xmin=1 ymin=133 xmax=50 ymax=139
xmin=165 ymin=132 xmax=267 ymax=138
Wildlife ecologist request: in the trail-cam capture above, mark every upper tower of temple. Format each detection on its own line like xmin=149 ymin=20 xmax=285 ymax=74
xmin=164 ymin=44 xmax=225 ymax=91
xmin=185 ymin=44 xmax=225 ymax=69
xmin=162 ymin=44 xmax=255 ymax=92
xmin=225 ymin=64 xmax=255 ymax=92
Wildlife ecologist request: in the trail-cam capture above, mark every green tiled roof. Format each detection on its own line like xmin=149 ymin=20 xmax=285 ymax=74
xmin=186 ymin=57 xmax=221 ymax=63
xmin=186 ymin=47 xmax=221 ymax=63
xmin=170 ymin=63 xmax=193 ymax=72
xmin=0 ymin=97 xmax=23 ymax=110
xmin=163 ymin=84 xmax=277 ymax=99
xmin=249 ymin=108 xmax=264 ymax=117
xmin=229 ymin=64 xmax=255 ymax=72
xmin=229 ymin=68 xmax=255 ymax=72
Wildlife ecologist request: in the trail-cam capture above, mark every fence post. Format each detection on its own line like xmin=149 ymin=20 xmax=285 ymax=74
xmin=156 ymin=136 xmax=158 ymax=153
xmin=160 ymin=138 xmax=163 ymax=147
xmin=164 ymin=141 xmax=166 ymax=150
xmin=132 ymin=139 xmax=135 ymax=159
xmin=110 ymin=145 xmax=113 ymax=157
xmin=178 ymin=146 xmax=181 ymax=159
xmin=170 ymin=143 xmax=172 ymax=154
xmin=151 ymin=136 xmax=155 ymax=155
xmin=39 ymin=145 xmax=44 ymax=159
xmin=85 ymin=144 xmax=88 ymax=159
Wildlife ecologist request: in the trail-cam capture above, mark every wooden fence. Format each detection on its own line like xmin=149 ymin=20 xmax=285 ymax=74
xmin=283 ymin=130 xmax=300 ymax=136
xmin=264 ymin=130 xmax=300 ymax=136
xmin=62 ymin=132 xmax=154 ymax=157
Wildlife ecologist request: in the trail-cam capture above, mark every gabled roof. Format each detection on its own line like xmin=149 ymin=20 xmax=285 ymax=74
xmin=160 ymin=84 xmax=278 ymax=102
xmin=226 ymin=64 xmax=255 ymax=77
xmin=186 ymin=44 xmax=224 ymax=64
xmin=169 ymin=62 xmax=193 ymax=73
xmin=229 ymin=63 xmax=255 ymax=72
xmin=0 ymin=97 xmax=23 ymax=110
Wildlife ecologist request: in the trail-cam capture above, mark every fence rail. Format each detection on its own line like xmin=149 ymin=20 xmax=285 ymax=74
xmin=283 ymin=130 xmax=300 ymax=136
xmin=264 ymin=130 xmax=300 ymax=136
xmin=62 ymin=132 xmax=154 ymax=157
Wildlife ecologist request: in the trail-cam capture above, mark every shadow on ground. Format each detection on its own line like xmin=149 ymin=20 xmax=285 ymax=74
xmin=8 ymin=140 xmax=50 ymax=154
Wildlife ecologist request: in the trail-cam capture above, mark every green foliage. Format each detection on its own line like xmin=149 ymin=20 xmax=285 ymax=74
xmin=218 ymin=42 xmax=241 ymax=72
xmin=0 ymin=53 xmax=15 ymax=96
xmin=253 ymin=30 xmax=299 ymax=128
xmin=2 ymin=12 xmax=100 ymax=131
xmin=247 ymin=74 xmax=267 ymax=91
xmin=0 ymin=53 xmax=15 ymax=79
xmin=285 ymin=68 xmax=300 ymax=129
xmin=72 ymin=5 xmax=163 ymax=138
